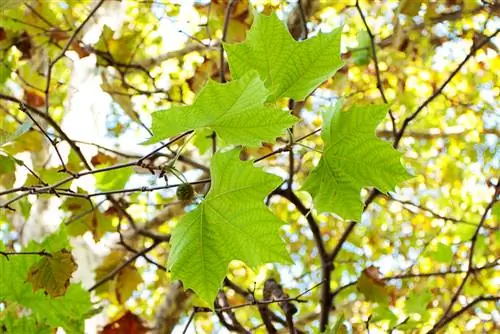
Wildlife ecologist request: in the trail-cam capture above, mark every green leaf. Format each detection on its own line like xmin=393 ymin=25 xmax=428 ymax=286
xmin=429 ymin=243 xmax=453 ymax=263
xmin=301 ymin=103 xmax=411 ymax=221
xmin=25 ymin=167 xmax=67 ymax=186
xmin=26 ymin=249 xmax=78 ymax=298
xmin=405 ymin=289 xmax=432 ymax=315
xmin=0 ymin=154 xmax=16 ymax=190
xmin=0 ymin=154 xmax=16 ymax=173
xmin=167 ymin=149 xmax=290 ymax=304
xmin=351 ymin=30 xmax=371 ymax=65
xmin=147 ymin=71 xmax=297 ymax=146
xmin=356 ymin=266 xmax=389 ymax=305
xmin=1 ymin=313 xmax=52 ymax=334
xmin=371 ymin=305 xmax=398 ymax=325
xmin=0 ymin=0 xmax=24 ymax=10
xmin=94 ymin=165 xmax=134 ymax=191
xmin=224 ymin=12 xmax=343 ymax=101
xmin=0 ymin=227 xmax=92 ymax=332
xmin=323 ymin=314 xmax=346 ymax=333
xmin=0 ymin=119 xmax=33 ymax=147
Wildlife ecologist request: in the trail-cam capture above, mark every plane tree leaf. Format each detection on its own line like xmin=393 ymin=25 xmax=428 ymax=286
xmin=146 ymin=71 xmax=297 ymax=146
xmin=167 ymin=148 xmax=290 ymax=304
xmin=302 ymin=103 xmax=411 ymax=221
xmin=26 ymin=249 xmax=78 ymax=298
xmin=0 ymin=119 xmax=33 ymax=147
xmin=405 ymin=289 xmax=433 ymax=315
xmin=357 ymin=266 xmax=390 ymax=305
xmin=224 ymin=12 xmax=343 ymax=101
xmin=0 ymin=228 xmax=92 ymax=333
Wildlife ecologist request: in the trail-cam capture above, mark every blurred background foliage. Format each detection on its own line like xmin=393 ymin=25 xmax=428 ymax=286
xmin=0 ymin=0 xmax=498 ymax=333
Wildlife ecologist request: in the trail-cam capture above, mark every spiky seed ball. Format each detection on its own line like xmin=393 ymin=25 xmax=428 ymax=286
xmin=176 ymin=183 xmax=194 ymax=201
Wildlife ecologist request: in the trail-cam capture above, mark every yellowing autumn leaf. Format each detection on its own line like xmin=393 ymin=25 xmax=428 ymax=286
xmin=26 ymin=249 xmax=77 ymax=298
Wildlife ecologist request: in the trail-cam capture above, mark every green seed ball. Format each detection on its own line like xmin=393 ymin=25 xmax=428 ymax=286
xmin=176 ymin=183 xmax=194 ymax=201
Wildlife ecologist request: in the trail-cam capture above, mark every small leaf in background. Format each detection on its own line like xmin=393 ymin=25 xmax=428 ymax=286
xmin=301 ymin=103 xmax=411 ymax=221
xmin=429 ymin=242 xmax=453 ymax=264
xmin=101 ymin=73 xmax=142 ymax=124
xmin=323 ymin=314 xmax=346 ymax=333
xmin=16 ymin=196 xmax=32 ymax=220
xmin=94 ymin=250 xmax=126 ymax=294
xmin=114 ymin=266 xmax=143 ymax=304
xmin=94 ymin=166 xmax=134 ymax=191
xmin=49 ymin=28 xmax=68 ymax=42
xmin=24 ymin=89 xmax=45 ymax=108
xmin=100 ymin=311 xmax=148 ymax=334
xmin=90 ymin=152 xmax=118 ymax=166
xmin=0 ymin=0 xmax=24 ymax=10
xmin=351 ymin=30 xmax=371 ymax=65
xmin=0 ymin=154 xmax=16 ymax=189
xmin=399 ymin=0 xmax=422 ymax=16
xmin=405 ymin=289 xmax=433 ymax=315
xmin=14 ymin=31 xmax=32 ymax=59
xmin=167 ymin=149 xmax=290 ymax=304
xmin=0 ymin=154 xmax=16 ymax=173
xmin=186 ymin=57 xmax=218 ymax=94
xmin=357 ymin=266 xmax=389 ymax=305
xmin=94 ymin=250 xmax=142 ymax=304
xmin=71 ymin=41 xmax=91 ymax=58
xmin=26 ymin=249 xmax=77 ymax=298
xmin=0 ymin=119 xmax=33 ymax=147
xmin=24 ymin=167 xmax=67 ymax=186
xmin=371 ymin=305 xmax=398 ymax=326
xmin=64 ymin=199 xmax=114 ymax=242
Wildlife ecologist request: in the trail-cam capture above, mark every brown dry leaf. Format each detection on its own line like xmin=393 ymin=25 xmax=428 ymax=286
xmin=71 ymin=41 xmax=90 ymax=58
xmin=50 ymin=28 xmax=69 ymax=42
xmin=14 ymin=31 xmax=32 ymax=60
xmin=24 ymin=89 xmax=45 ymax=108
xmin=91 ymin=152 xmax=118 ymax=166
xmin=186 ymin=57 xmax=217 ymax=93
xmin=100 ymin=311 xmax=148 ymax=334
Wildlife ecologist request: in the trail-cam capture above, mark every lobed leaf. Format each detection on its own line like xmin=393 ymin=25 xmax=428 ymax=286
xmin=26 ymin=249 xmax=77 ymax=298
xmin=147 ymin=71 xmax=297 ymax=146
xmin=302 ymin=103 xmax=411 ymax=221
xmin=167 ymin=148 xmax=290 ymax=304
xmin=224 ymin=12 xmax=343 ymax=101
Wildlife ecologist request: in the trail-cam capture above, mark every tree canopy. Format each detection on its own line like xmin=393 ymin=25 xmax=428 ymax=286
xmin=0 ymin=0 xmax=498 ymax=333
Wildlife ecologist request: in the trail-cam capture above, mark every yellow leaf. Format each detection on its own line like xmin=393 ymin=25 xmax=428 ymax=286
xmin=114 ymin=265 xmax=143 ymax=304
xmin=399 ymin=0 xmax=422 ymax=16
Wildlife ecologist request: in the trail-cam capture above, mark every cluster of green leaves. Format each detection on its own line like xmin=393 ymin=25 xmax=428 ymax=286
xmin=148 ymin=11 xmax=409 ymax=305
xmin=0 ymin=228 xmax=91 ymax=333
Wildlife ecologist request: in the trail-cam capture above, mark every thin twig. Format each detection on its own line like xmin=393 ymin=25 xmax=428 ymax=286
xmin=88 ymin=241 xmax=161 ymax=292
xmin=355 ymin=0 xmax=397 ymax=137
xmin=394 ymin=29 xmax=500 ymax=148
